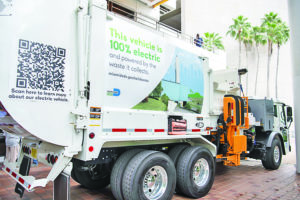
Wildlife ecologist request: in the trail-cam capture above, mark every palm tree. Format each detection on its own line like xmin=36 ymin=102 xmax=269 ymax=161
xmin=261 ymin=12 xmax=281 ymax=97
xmin=252 ymin=26 xmax=267 ymax=96
xmin=227 ymin=15 xmax=251 ymax=69
xmin=241 ymin=25 xmax=253 ymax=95
xmin=274 ymin=22 xmax=290 ymax=99
xmin=202 ymin=32 xmax=225 ymax=52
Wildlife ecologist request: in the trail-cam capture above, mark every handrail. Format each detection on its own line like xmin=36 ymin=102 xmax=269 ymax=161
xmin=107 ymin=0 xmax=195 ymax=45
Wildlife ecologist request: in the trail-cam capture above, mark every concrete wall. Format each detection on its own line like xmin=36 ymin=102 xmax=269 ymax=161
xmin=288 ymin=0 xmax=300 ymax=173
xmin=181 ymin=0 xmax=293 ymax=106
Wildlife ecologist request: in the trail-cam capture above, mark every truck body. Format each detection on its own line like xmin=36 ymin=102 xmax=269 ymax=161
xmin=0 ymin=0 xmax=293 ymax=199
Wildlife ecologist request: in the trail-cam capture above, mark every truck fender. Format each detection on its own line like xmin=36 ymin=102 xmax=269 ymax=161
xmin=266 ymin=132 xmax=286 ymax=155
xmin=189 ymin=137 xmax=217 ymax=157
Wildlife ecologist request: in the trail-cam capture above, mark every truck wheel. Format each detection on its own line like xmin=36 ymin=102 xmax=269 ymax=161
xmin=176 ymin=146 xmax=215 ymax=198
xmin=71 ymin=167 xmax=78 ymax=182
xmin=168 ymin=144 xmax=190 ymax=193
xmin=73 ymin=162 xmax=110 ymax=189
xmin=168 ymin=144 xmax=190 ymax=166
xmin=262 ymin=137 xmax=282 ymax=170
xmin=122 ymin=151 xmax=176 ymax=200
xmin=111 ymin=149 xmax=144 ymax=200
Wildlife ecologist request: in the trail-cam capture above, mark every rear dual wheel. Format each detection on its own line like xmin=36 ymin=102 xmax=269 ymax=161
xmin=176 ymin=146 xmax=215 ymax=198
xmin=121 ymin=150 xmax=176 ymax=200
xmin=110 ymin=149 xmax=176 ymax=200
xmin=110 ymin=149 xmax=144 ymax=200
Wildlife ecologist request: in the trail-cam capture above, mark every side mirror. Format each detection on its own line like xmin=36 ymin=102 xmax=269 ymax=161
xmin=287 ymin=106 xmax=293 ymax=122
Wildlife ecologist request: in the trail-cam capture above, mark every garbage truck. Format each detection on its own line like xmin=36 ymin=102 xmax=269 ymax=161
xmin=0 ymin=0 xmax=293 ymax=199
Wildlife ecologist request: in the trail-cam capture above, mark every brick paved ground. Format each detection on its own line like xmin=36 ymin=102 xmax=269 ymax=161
xmin=0 ymin=137 xmax=299 ymax=200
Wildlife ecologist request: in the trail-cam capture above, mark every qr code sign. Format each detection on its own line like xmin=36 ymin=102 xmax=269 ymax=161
xmin=17 ymin=39 xmax=66 ymax=92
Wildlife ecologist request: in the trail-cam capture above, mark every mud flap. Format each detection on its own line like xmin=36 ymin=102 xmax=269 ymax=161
xmin=15 ymin=156 xmax=31 ymax=198
xmin=54 ymin=172 xmax=70 ymax=200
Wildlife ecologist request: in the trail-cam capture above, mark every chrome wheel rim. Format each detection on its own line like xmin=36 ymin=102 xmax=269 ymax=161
xmin=274 ymin=146 xmax=280 ymax=163
xmin=193 ymin=158 xmax=210 ymax=187
xmin=143 ymin=166 xmax=168 ymax=200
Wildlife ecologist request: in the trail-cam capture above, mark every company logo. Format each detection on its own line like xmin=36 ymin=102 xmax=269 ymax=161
xmin=196 ymin=122 xmax=204 ymax=128
xmin=107 ymin=88 xmax=120 ymax=96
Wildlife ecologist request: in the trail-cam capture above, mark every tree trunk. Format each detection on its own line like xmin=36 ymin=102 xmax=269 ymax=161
xmin=238 ymin=34 xmax=242 ymax=97
xmin=238 ymin=35 xmax=241 ymax=69
xmin=254 ymin=44 xmax=260 ymax=96
xmin=267 ymin=40 xmax=272 ymax=97
xmin=245 ymin=43 xmax=249 ymax=95
xmin=275 ymin=44 xmax=280 ymax=99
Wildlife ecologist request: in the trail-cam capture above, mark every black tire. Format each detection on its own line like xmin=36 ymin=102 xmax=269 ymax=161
xmin=73 ymin=162 xmax=110 ymax=189
xmin=122 ymin=151 xmax=176 ymax=200
xmin=111 ymin=149 xmax=144 ymax=200
xmin=176 ymin=146 xmax=215 ymax=198
xmin=168 ymin=144 xmax=190 ymax=194
xmin=262 ymin=137 xmax=282 ymax=170
xmin=168 ymin=144 xmax=190 ymax=166
xmin=71 ymin=166 xmax=78 ymax=182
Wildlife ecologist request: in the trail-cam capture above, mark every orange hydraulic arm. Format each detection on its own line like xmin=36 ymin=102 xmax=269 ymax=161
xmin=216 ymin=95 xmax=249 ymax=166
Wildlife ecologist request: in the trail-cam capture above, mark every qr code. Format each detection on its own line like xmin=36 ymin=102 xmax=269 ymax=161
xmin=17 ymin=39 xmax=66 ymax=92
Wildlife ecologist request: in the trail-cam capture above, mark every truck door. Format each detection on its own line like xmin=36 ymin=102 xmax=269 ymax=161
xmin=284 ymin=105 xmax=292 ymax=152
xmin=278 ymin=104 xmax=290 ymax=152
